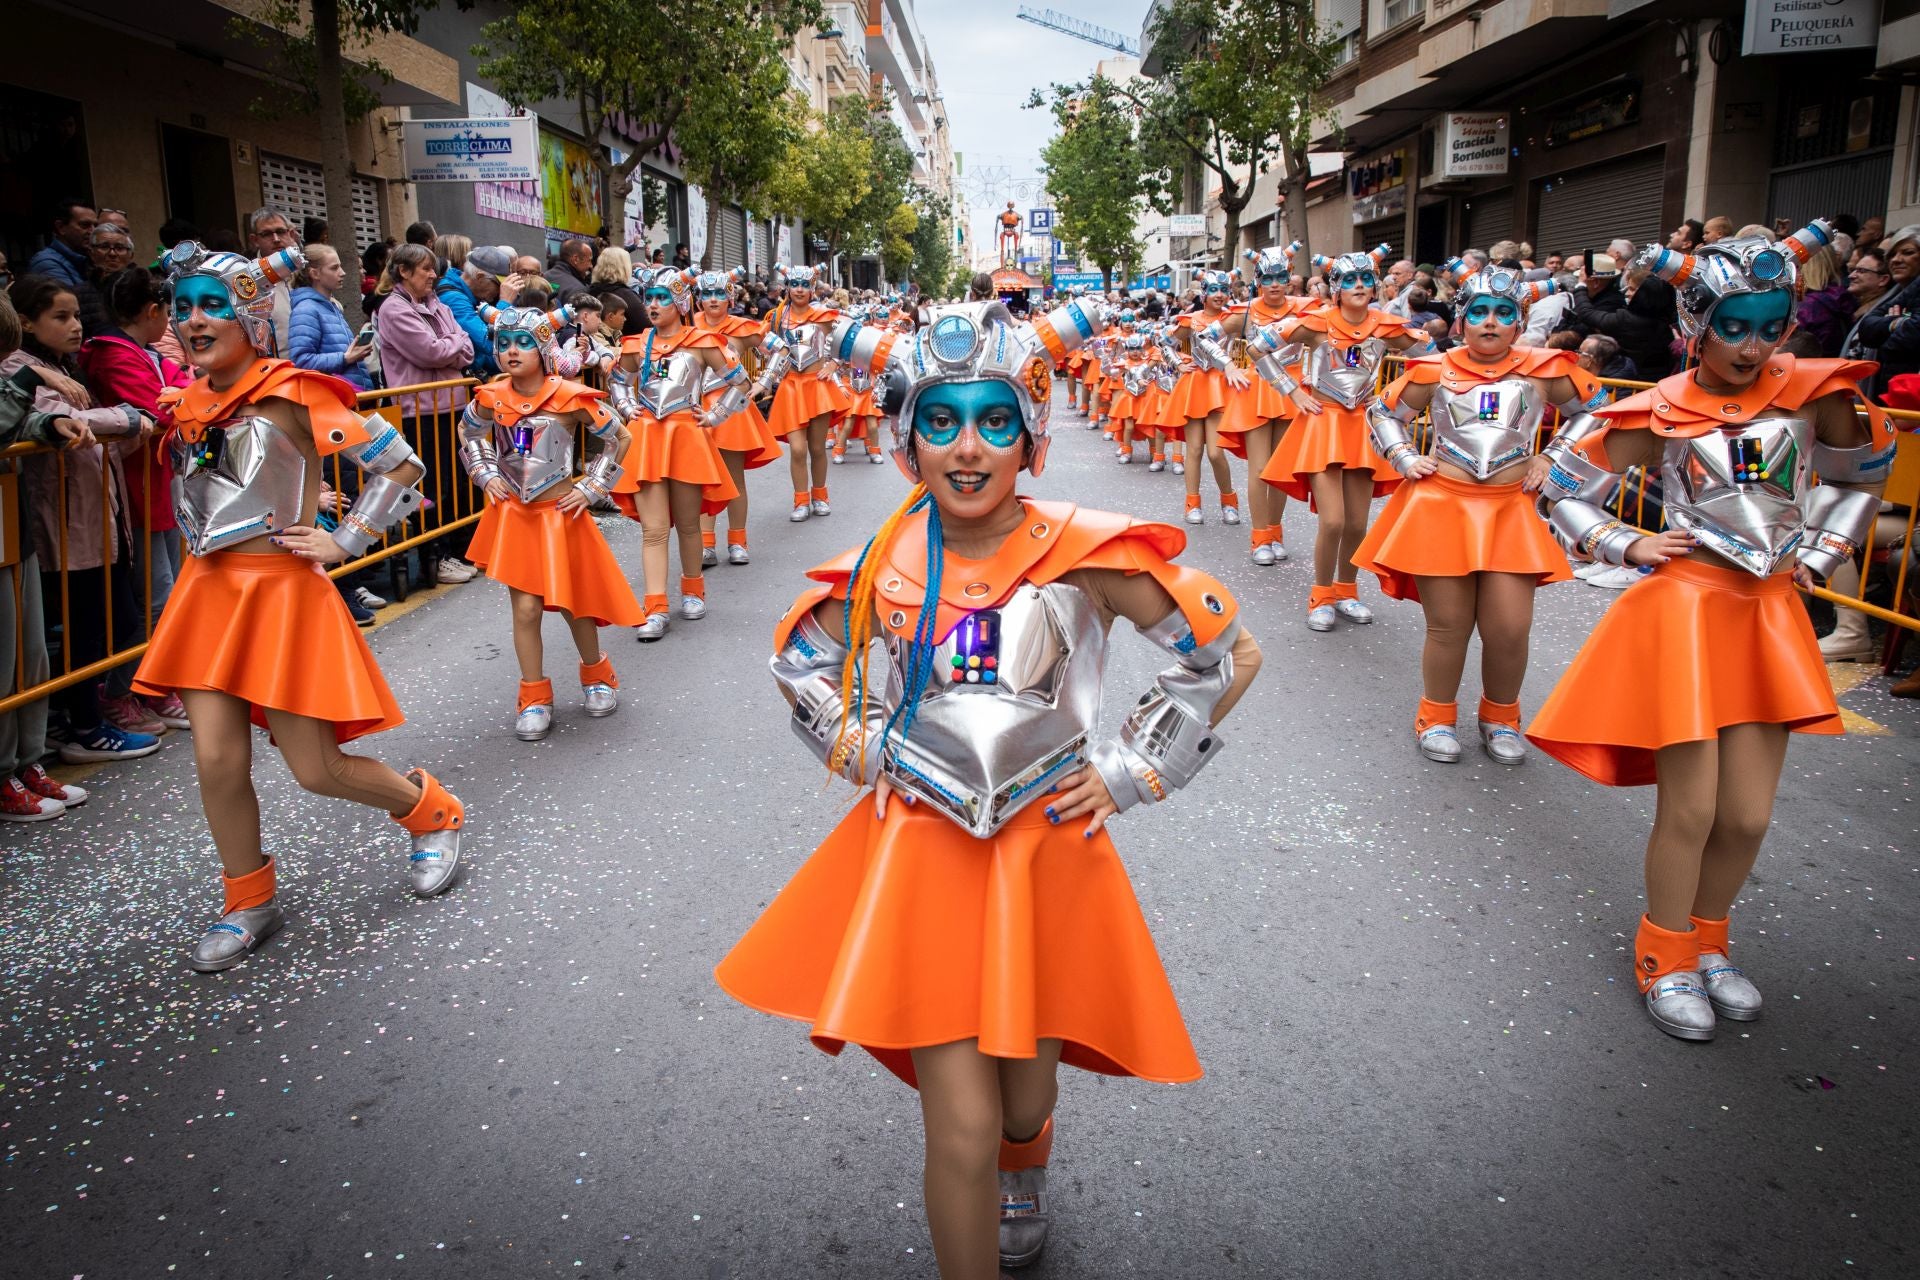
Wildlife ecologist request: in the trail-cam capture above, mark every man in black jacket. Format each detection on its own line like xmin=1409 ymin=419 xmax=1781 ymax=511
xmin=1566 ymin=253 xmax=1674 ymax=379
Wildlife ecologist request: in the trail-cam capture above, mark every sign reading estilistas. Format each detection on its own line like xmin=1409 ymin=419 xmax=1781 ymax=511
xmin=1439 ymin=112 xmax=1510 ymax=179
xmin=1742 ymin=0 xmax=1878 ymax=56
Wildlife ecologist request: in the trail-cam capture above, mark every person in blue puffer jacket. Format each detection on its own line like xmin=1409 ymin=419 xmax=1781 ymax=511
xmin=287 ymin=244 xmax=373 ymax=391
xmin=433 ymin=233 xmax=498 ymax=378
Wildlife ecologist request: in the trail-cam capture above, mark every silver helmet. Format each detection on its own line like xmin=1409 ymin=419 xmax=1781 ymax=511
xmin=775 ymin=262 xmax=821 ymax=291
xmin=1244 ymin=240 xmax=1302 ymax=284
xmin=480 ymin=302 xmax=577 ymax=371
xmin=1314 ymin=244 xmax=1391 ymax=288
xmin=163 ymin=240 xmax=303 ymax=357
xmin=1441 ymin=258 xmax=1557 ymax=312
xmin=693 ymin=266 xmax=742 ymax=300
xmin=634 ymin=265 xmax=696 ymax=314
xmin=1639 ymin=220 xmax=1831 ymax=343
xmin=830 ymin=296 xmax=1112 ymax=480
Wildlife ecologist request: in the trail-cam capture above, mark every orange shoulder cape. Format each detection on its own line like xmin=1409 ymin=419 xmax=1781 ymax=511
xmin=160 ymin=358 xmax=368 ymax=455
xmin=772 ymin=499 xmax=1238 ymax=653
xmin=474 ymin=375 xmax=612 ymax=427
xmin=1283 ymin=305 xmax=1406 ymax=344
xmin=696 ymin=313 xmax=766 ymax=340
xmin=1384 ymin=344 xmax=1596 ymax=408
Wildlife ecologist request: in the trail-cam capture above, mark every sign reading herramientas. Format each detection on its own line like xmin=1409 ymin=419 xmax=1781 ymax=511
xmin=1742 ymin=0 xmax=1879 ymax=56
xmin=403 ymin=117 xmax=541 ymax=183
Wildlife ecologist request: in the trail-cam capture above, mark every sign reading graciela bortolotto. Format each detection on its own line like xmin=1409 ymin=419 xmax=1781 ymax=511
xmin=403 ymin=117 xmax=541 ymax=183
xmin=1742 ymin=0 xmax=1879 ymax=56
xmin=1439 ymin=112 xmax=1510 ymax=179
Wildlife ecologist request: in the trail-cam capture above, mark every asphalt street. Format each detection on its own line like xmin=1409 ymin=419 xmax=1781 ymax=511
xmin=4 ymin=404 xmax=1918 ymax=1280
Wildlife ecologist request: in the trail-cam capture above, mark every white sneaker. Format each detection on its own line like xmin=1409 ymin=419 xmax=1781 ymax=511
xmin=1572 ymin=560 xmax=1610 ymax=581
xmin=868 ymin=451 xmax=885 ymax=464
xmin=1184 ymin=506 xmax=1204 ymax=525
xmin=1221 ymin=504 xmax=1241 ymax=525
xmin=1172 ymin=461 xmax=1186 ymax=475
xmin=1116 ymin=452 xmax=1132 ymax=464
xmin=435 ymin=559 xmax=473 ymax=585
xmin=1148 ymin=459 xmax=1165 ymax=473
xmin=351 ymin=585 xmax=389 ymax=610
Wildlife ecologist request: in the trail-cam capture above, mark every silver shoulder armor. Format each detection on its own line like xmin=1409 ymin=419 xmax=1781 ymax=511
xmin=771 ymin=605 xmax=883 ymax=787
xmin=1367 ymin=396 xmax=1423 ymax=477
xmin=1087 ymin=609 xmax=1239 ymax=814
xmin=334 ymin=418 xmax=425 ymax=556
xmin=1797 ymin=483 xmax=1881 ymax=582
xmin=1812 ymin=434 xmax=1897 ymax=485
xmin=457 ymin=400 xmax=502 ymax=487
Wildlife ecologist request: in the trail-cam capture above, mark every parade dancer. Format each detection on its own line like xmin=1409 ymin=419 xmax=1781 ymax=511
xmin=1350 ymin=263 xmax=1602 ymax=763
xmin=717 ymin=297 xmax=1261 ymax=1279
xmin=457 ymin=302 xmax=642 ymax=741
xmin=1254 ymin=246 xmax=1431 ymax=630
xmin=1527 ymin=222 xmax=1892 ymax=1041
xmin=607 ymin=266 xmax=743 ymax=640
xmin=1205 ymin=244 xmax=1315 ymax=563
xmin=130 ymin=242 xmax=465 ymax=972
xmin=1110 ymin=331 xmax=1150 ymax=463
xmin=759 ymin=265 xmax=848 ymax=522
xmin=691 ymin=269 xmax=784 ymax=566
xmin=1136 ymin=322 xmax=1187 ymax=474
xmin=1168 ymin=271 xmax=1243 ymax=525
xmin=832 ymin=309 xmax=886 ymax=465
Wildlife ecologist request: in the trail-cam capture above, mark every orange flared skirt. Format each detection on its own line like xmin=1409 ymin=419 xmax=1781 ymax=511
xmin=1218 ymin=374 xmax=1291 ymax=438
xmin=765 ymin=373 xmax=851 ymax=436
xmin=613 ymin=410 xmax=741 ymax=518
xmin=465 ymin=495 xmax=645 ymax=626
xmin=1350 ymin=472 xmax=1573 ymax=602
xmin=1164 ymin=367 xmax=1227 ymax=422
xmin=1107 ymin=387 xmax=1139 ymax=420
xmin=1134 ymin=384 xmax=1181 ymax=435
xmin=131 ymin=551 xmax=403 ymax=743
xmin=716 ymin=798 xmax=1202 ymax=1088
xmin=707 ymin=398 xmax=784 ymax=469
xmin=1259 ymin=401 xmax=1400 ymax=501
xmin=1525 ymin=557 xmax=1843 ymax=787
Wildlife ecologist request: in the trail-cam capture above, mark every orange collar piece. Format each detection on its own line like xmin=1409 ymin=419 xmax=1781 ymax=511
xmin=696 ymin=313 xmax=766 ymax=339
xmin=619 ymin=326 xmax=726 ymax=357
xmin=474 ymin=375 xmax=610 ymax=426
xmin=160 ymin=359 xmax=365 ymax=452
xmin=1289 ymin=305 xmax=1400 ymax=345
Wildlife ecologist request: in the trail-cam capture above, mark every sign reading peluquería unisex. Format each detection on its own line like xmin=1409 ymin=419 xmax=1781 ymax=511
xmin=1742 ymin=0 xmax=1879 ymax=55
xmin=403 ymin=117 xmax=541 ymax=183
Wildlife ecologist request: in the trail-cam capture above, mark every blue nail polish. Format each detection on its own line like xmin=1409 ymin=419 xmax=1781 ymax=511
xmin=1046 ymin=784 xmax=1058 ymax=795
xmin=1044 ymin=807 xmax=1058 ymax=824
xmin=1082 ymin=829 xmax=1093 ymax=839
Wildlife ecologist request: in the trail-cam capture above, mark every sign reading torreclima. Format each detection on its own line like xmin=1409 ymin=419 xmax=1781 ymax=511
xmin=404 ymin=117 xmax=540 ymax=183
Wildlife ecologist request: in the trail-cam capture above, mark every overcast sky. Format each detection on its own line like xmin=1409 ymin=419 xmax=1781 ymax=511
xmin=916 ymin=1 xmax=1154 ymax=258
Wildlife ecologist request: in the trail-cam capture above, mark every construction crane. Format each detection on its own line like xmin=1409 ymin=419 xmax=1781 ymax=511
xmin=1015 ymin=5 xmax=1140 ymax=56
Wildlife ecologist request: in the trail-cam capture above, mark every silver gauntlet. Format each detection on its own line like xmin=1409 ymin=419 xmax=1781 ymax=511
xmin=606 ymin=368 xmax=641 ymax=422
xmin=755 ymin=340 xmax=793 ymax=397
xmin=333 ymin=421 xmax=426 ymax=555
xmin=702 ymin=363 xmax=750 ymax=427
xmin=1811 ymin=435 xmax=1896 ymax=485
xmin=456 ymin=403 xmax=502 ymax=487
xmin=574 ymin=449 xmax=622 ymax=505
xmin=1246 ymin=326 xmax=1301 ymax=396
xmin=1797 ymin=483 xmax=1881 ymax=582
xmin=1194 ymin=324 xmax=1233 ymax=372
xmin=1534 ymin=426 xmax=1638 ymax=565
xmin=1554 ymin=385 xmax=1611 ymax=417
xmin=1088 ymin=612 xmax=1239 ymax=813
xmin=771 ymin=608 xmax=883 ymax=786
xmin=1367 ymin=397 xmax=1423 ymax=477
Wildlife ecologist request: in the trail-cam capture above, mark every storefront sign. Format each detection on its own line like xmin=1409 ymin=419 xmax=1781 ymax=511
xmin=1439 ymin=112 xmax=1510 ymax=178
xmin=1543 ymin=81 xmax=1640 ymax=149
xmin=540 ymin=132 xmax=605 ymax=235
xmin=1169 ymin=213 xmax=1208 ymax=236
xmin=1742 ymin=0 xmax=1878 ymax=56
xmin=474 ymin=180 xmax=543 ymax=229
xmin=1030 ymin=208 xmax=1055 ymax=231
xmin=405 ymin=116 xmax=539 ymax=183
xmin=1351 ymin=185 xmax=1406 ymax=226
xmin=1348 ymin=148 xmax=1406 ymax=199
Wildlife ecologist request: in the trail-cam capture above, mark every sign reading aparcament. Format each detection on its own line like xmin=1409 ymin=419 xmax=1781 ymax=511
xmin=404 ymin=117 xmax=540 ymax=183
xmin=1440 ymin=112 xmax=1509 ymax=179
xmin=1742 ymin=0 xmax=1878 ymax=56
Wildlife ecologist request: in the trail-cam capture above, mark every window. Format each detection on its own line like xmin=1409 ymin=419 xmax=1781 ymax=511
xmin=1321 ymin=0 xmax=1362 ymax=66
xmin=1376 ymin=0 xmax=1425 ymax=33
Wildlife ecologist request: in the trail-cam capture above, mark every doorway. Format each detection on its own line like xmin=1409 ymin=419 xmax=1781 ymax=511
xmin=1415 ymin=200 xmax=1448 ymax=270
xmin=161 ymin=124 xmax=237 ymax=241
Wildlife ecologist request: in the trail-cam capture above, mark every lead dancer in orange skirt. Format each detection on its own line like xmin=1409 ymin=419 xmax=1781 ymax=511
xmin=607 ymin=266 xmax=742 ymax=640
xmin=132 ymin=242 xmax=466 ymax=972
xmin=1254 ymin=246 xmax=1430 ymax=630
xmin=1528 ymin=221 xmax=1893 ymax=1041
xmin=1351 ymin=263 xmax=1602 ymax=764
xmin=458 ymin=302 xmax=642 ymax=740
xmin=691 ymin=269 xmax=784 ymax=567
xmin=717 ymin=297 xmax=1261 ymax=1279
xmin=759 ymin=265 xmax=848 ymax=522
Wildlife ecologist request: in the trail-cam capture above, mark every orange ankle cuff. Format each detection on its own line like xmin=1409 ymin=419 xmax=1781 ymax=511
xmin=1635 ymin=915 xmax=1700 ymax=992
xmin=998 ymin=1116 xmax=1054 ymax=1172
xmin=396 ymin=770 xmax=463 ymax=837
xmin=810 ymin=486 xmax=829 ymax=501
xmin=793 ymin=490 xmax=809 ymax=507
xmin=1221 ymin=491 xmax=1240 ymax=506
xmin=726 ymin=529 xmax=748 ymax=547
xmin=517 ymin=677 xmax=555 ymax=713
xmin=1477 ymin=696 xmax=1522 ymax=727
xmin=1415 ymin=698 xmax=1457 ymax=732
xmin=1308 ymin=585 xmax=1338 ymax=610
xmin=1689 ymin=914 xmax=1730 ymax=955
xmin=1184 ymin=494 xmax=1202 ymax=510
xmin=579 ymin=655 xmax=617 ymax=689
xmin=223 ymin=856 xmax=276 ymax=915
xmin=643 ymin=593 xmax=670 ymax=615
xmin=680 ymin=575 xmax=706 ymax=598
xmin=1331 ymin=580 xmax=1358 ymax=601
xmin=700 ymin=530 xmax=716 ymax=548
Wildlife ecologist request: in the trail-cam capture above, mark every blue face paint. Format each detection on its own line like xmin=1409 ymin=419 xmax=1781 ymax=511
xmin=1708 ymin=291 xmax=1792 ymax=346
xmin=643 ymin=288 xmax=675 ymax=304
xmin=172 ymin=277 xmax=236 ymax=323
xmin=1336 ymin=271 xmax=1377 ymax=291
xmin=494 ymin=330 xmax=540 ymax=352
xmin=913 ymin=381 xmax=1025 ymax=451
xmin=1464 ymin=298 xmax=1521 ymax=326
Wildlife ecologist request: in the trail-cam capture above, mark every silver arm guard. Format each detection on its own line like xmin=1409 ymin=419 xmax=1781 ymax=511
xmin=1400 ymin=333 xmax=1436 ymax=357
xmin=334 ymin=420 xmax=425 ymax=556
xmin=1366 ymin=397 xmax=1423 ymax=477
xmin=1797 ymin=483 xmax=1882 ymax=582
xmin=771 ymin=607 xmax=884 ymax=787
xmin=1087 ymin=611 xmax=1239 ymax=814
xmin=702 ymin=361 xmax=750 ymax=428
xmin=1194 ymin=323 xmax=1234 ymax=372
xmin=1535 ymin=414 xmax=1639 ymax=564
xmin=1245 ymin=325 xmax=1301 ymax=395
xmin=574 ymin=448 xmax=623 ymax=505
xmin=606 ymin=367 xmax=641 ymax=422
xmin=754 ymin=336 xmax=793 ymax=397
xmin=1812 ymin=435 xmax=1897 ymax=485
xmin=1554 ymin=385 xmax=1611 ymax=417
xmin=456 ymin=401 xmax=502 ymax=487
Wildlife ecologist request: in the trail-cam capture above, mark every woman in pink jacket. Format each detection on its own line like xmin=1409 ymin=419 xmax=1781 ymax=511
xmin=370 ymin=244 xmax=477 ymax=585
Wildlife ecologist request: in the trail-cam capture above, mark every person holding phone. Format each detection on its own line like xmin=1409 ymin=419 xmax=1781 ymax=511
xmin=289 ymin=243 xmax=374 ymax=391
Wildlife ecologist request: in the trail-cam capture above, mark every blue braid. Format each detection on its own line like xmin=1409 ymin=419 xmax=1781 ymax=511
xmin=881 ymin=500 xmax=943 ymax=748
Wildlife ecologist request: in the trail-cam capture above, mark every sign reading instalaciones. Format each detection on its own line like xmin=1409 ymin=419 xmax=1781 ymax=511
xmin=404 ymin=117 xmax=540 ymax=183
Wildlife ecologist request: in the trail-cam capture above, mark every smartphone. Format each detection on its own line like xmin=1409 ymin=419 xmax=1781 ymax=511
xmin=355 ymin=322 xmax=375 ymax=343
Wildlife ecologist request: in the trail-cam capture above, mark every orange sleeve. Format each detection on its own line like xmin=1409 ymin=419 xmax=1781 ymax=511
xmin=771 ymin=547 xmax=861 ymax=652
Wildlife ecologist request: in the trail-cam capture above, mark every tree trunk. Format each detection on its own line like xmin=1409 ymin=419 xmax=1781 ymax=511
xmin=703 ymin=196 xmax=721 ymax=270
xmin=311 ymin=0 xmax=363 ymax=326
xmin=1281 ymin=169 xmax=1311 ymax=264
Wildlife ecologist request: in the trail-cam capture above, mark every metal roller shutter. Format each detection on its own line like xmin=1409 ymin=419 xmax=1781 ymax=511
xmin=1356 ymin=217 xmax=1400 ymax=263
xmin=1534 ymin=148 xmax=1664 ymax=259
xmin=258 ymin=152 xmax=383 ymax=249
xmin=717 ymin=204 xmax=747 ymax=271
xmin=751 ymin=218 xmax=769 ymax=274
xmin=1769 ymin=151 xmax=1892 ymax=229
xmin=1465 ymin=188 xmax=1513 ymax=252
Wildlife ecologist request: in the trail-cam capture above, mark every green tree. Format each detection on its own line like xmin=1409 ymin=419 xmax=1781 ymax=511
xmin=833 ymin=97 xmax=916 ymax=283
xmin=474 ymin=0 xmax=820 ymax=236
xmin=763 ymin=105 xmax=874 ymax=273
xmin=677 ymin=89 xmax=808 ymax=269
xmin=880 ymin=201 xmax=919 ymax=284
xmin=1029 ymin=77 xmax=1160 ymax=291
xmin=906 ymin=184 xmax=955 ymax=292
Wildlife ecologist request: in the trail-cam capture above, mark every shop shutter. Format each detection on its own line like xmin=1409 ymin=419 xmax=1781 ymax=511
xmin=259 ymin=152 xmax=383 ymax=249
xmin=1356 ymin=218 xmax=1401 ymax=263
xmin=1533 ymin=148 xmax=1664 ymax=260
xmin=1464 ymin=188 xmax=1513 ymax=252
xmin=1769 ymin=151 xmax=1892 ymax=230
xmin=751 ymin=218 xmax=770 ymax=274
xmin=717 ymin=204 xmax=748 ymax=271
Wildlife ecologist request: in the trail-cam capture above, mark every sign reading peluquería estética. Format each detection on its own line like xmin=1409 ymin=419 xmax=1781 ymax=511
xmin=1741 ymin=0 xmax=1879 ymax=56
xmin=403 ymin=117 xmax=541 ymax=183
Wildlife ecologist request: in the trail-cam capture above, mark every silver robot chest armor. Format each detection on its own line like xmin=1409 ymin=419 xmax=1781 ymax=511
xmin=173 ymin=414 xmax=307 ymax=555
xmin=1306 ymin=337 xmax=1387 ymax=409
xmin=1429 ymin=378 xmax=1547 ymax=479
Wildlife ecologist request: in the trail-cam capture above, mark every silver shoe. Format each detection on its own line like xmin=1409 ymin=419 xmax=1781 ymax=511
xmin=1221 ymin=504 xmax=1241 ymax=525
xmin=514 ymin=703 xmax=553 ymax=742
xmin=726 ymin=542 xmax=750 ymax=566
xmin=680 ymin=593 xmax=707 ymax=621
xmin=1116 ymin=452 xmax=1132 ymax=464
xmin=1172 ymin=460 xmax=1186 ymax=475
xmin=1307 ymin=604 xmax=1337 ymax=632
xmin=1417 ymin=724 xmax=1462 ymax=763
xmin=1251 ymin=544 xmax=1276 ymax=567
xmin=1184 ymin=506 xmax=1204 ymax=526
xmin=868 ymin=451 xmax=885 ymax=464
xmin=582 ymin=683 xmax=618 ymax=718
xmin=1333 ymin=597 xmax=1373 ymax=624
xmin=1479 ymin=721 xmax=1527 ymax=765
xmin=810 ymin=498 xmax=831 ymax=517
xmin=1148 ymin=459 xmax=1165 ymax=473
xmin=636 ymin=612 xmax=670 ymax=642
xmin=998 ymin=1166 xmax=1050 ymax=1269
xmin=830 ymin=451 xmax=845 ymax=465
xmin=789 ymin=503 xmax=810 ymax=522
xmin=1698 ymin=951 xmax=1762 ymax=1021
xmin=409 ymin=823 xmax=461 ymax=897
xmin=701 ymin=545 xmax=718 ymax=568
xmin=188 ymin=901 xmax=284 ymax=973
xmin=1269 ymin=539 xmax=1290 ymax=561
xmin=1644 ymin=970 xmax=1715 ymax=1041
